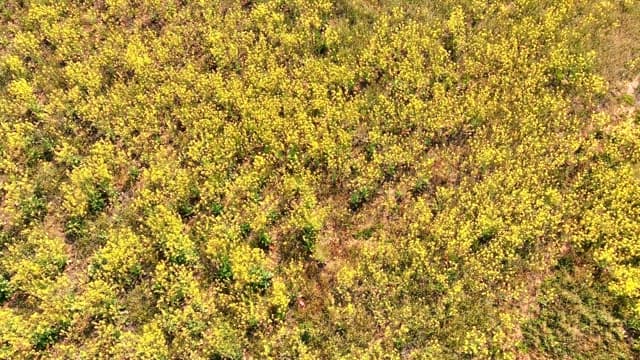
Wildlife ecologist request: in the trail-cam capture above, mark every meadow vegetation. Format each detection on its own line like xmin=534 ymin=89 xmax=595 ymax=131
xmin=1 ymin=0 xmax=640 ymax=358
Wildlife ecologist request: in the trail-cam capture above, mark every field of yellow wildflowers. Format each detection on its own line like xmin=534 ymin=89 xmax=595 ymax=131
xmin=1 ymin=0 xmax=639 ymax=358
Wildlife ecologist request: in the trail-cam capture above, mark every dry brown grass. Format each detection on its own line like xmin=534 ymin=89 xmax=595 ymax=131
xmin=597 ymin=4 xmax=640 ymax=84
